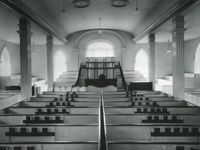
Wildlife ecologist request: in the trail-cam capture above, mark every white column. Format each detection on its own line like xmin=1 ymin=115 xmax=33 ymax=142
xmin=46 ymin=35 xmax=54 ymax=90
xmin=18 ymin=18 xmax=32 ymax=99
xmin=171 ymin=15 xmax=186 ymax=99
xmin=148 ymin=33 xmax=156 ymax=89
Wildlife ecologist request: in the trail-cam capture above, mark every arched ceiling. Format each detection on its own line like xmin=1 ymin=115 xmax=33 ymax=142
xmin=0 ymin=0 xmax=199 ymax=44
xmin=20 ymin=0 xmax=178 ymax=38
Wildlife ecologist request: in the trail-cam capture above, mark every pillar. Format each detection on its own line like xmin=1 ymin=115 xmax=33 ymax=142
xmin=46 ymin=35 xmax=54 ymax=90
xmin=148 ymin=33 xmax=156 ymax=89
xmin=18 ymin=18 xmax=32 ymax=99
xmin=171 ymin=15 xmax=186 ymax=99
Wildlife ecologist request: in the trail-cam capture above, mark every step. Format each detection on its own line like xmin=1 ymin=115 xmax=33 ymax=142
xmin=62 ymin=71 xmax=78 ymax=75
xmin=157 ymin=79 xmax=172 ymax=85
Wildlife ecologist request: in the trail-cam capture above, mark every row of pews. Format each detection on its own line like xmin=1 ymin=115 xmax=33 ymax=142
xmin=0 ymin=90 xmax=200 ymax=150
xmin=105 ymin=91 xmax=200 ymax=150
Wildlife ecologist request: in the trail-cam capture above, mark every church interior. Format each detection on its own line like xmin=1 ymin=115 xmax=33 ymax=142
xmin=0 ymin=0 xmax=200 ymax=149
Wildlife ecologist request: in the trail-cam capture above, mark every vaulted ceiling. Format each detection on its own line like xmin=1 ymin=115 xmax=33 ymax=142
xmin=0 ymin=0 xmax=200 ymax=44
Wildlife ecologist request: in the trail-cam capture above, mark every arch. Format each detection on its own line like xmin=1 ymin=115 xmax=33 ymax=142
xmin=0 ymin=46 xmax=11 ymax=76
xmin=54 ymin=50 xmax=66 ymax=81
xmin=134 ymin=49 xmax=149 ymax=78
xmin=73 ymin=30 xmax=126 ymax=49
xmin=194 ymin=44 xmax=200 ymax=73
xmin=74 ymin=30 xmax=126 ymax=64
xmin=86 ymin=40 xmax=114 ymax=57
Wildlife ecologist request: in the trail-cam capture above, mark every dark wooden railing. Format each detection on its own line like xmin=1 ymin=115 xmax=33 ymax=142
xmin=118 ymin=62 xmax=127 ymax=91
xmin=75 ymin=63 xmax=83 ymax=86
xmin=98 ymin=96 xmax=108 ymax=150
xmin=85 ymin=61 xmax=115 ymax=79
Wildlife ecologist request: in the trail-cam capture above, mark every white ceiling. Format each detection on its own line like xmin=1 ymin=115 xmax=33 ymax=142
xmin=138 ymin=2 xmax=200 ymax=43
xmin=0 ymin=0 xmax=199 ymax=44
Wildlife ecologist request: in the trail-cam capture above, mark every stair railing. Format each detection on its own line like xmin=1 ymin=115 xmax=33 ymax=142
xmin=118 ymin=62 xmax=127 ymax=91
xmin=75 ymin=63 xmax=83 ymax=86
xmin=98 ymin=94 xmax=108 ymax=150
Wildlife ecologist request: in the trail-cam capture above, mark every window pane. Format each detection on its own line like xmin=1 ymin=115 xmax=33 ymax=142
xmin=54 ymin=51 xmax=66 ymax=81
xmin=135 ymin=49 xmax=149 ymax=79
xmin=86 ymin=42 xmax=114 ymax=57
xmin=194 ymin=44 xmax=200 ymax=73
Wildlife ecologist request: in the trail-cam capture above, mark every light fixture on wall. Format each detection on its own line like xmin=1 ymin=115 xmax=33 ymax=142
xmin=72 ymin=0 xmax=90 ymax=8
xmin=98 ymin=17 xmax=103 ymax=34
xmin=110 ymin=0 xmax=129 ymax=7
xmin=166 ymin=40 xmax=171 ymax=53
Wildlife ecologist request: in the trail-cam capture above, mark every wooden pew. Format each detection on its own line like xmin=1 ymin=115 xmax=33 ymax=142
xmin=106 ymin=114 xmax=200 ymax=125
xmin=6 ymin=107 xmax=99 ymax=115
xmin=0 ymin=125 xmax=98 ymax=142
xmin=0 ymin=143 xmax=98 ymax=150
xmin=107 ymin=125 xmax=200 ymax=142
xmin=104 ymin=106 xmax=199 ymax=114
xmin=108 ymin=143 xmax=200 ymax=150
xmin=0 ymin=114 xmax=98 ymax=125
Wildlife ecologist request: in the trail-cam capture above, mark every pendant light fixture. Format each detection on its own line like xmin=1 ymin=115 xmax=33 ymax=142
xmin=62 ymin=0 xmax=66 ymax=13
xmin=166 ymin=40 xmax=171 ymax=53
xmin=135 ymin=0 xmax=139 ymax=11
xmin=98 ymin=17 xmax=103 ymax=34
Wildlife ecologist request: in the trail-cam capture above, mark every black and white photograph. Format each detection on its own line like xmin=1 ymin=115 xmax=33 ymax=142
xmin=0 ymin=0 xmax=200 ymax=150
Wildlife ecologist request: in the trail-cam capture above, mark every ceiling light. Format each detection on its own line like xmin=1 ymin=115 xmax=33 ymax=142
xmin=110 ymin=0 xmax=129 ymax=7
xmin=72 ymin=0 xmax=90 ymax=8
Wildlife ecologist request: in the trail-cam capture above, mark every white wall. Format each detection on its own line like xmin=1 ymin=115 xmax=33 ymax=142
xmin=156 ymin=43 xmax=173 ymax=78
xmin=184 ymin=37 xmax=200 ymax=73
xmin=31 ymin=45 xmax=47 ymax=80
xmin=0 ymin=39 xmax=20 ymax=76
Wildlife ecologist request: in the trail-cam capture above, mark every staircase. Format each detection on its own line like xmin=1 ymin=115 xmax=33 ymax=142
xmin=75 ymin=61 xmax=127 ymax=91
xmin=123 ymin=70 xmax=147 ymax=83
xmin=55 ymin=71 xmax=78 ymax=87
xmin=114 ymin=62 xmax=127 ymax=91
xmin=75 ymin=63 xmax=87 ymax=86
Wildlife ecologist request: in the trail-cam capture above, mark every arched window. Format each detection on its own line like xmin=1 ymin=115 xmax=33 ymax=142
xmin=54 ymin=50 xmax=66 ymax=81
xmin=194 ymin=44 xmax=200 ymax=73
xmin=134 ymin=49 xmax=149 ymax=79
xmin=0 ymin=46 xmax=11 ymax=76
xmin=86 ymin=41 xmax=114 ymax=57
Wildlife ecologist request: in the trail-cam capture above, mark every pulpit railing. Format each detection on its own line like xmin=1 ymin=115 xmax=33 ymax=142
xmin=118 ymin=62 xmax=127 ymax=90
xmin=75 ymin=63 xmax=83 ymax=86
xmin=85 ymin=61 xmax=116 ymax=79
